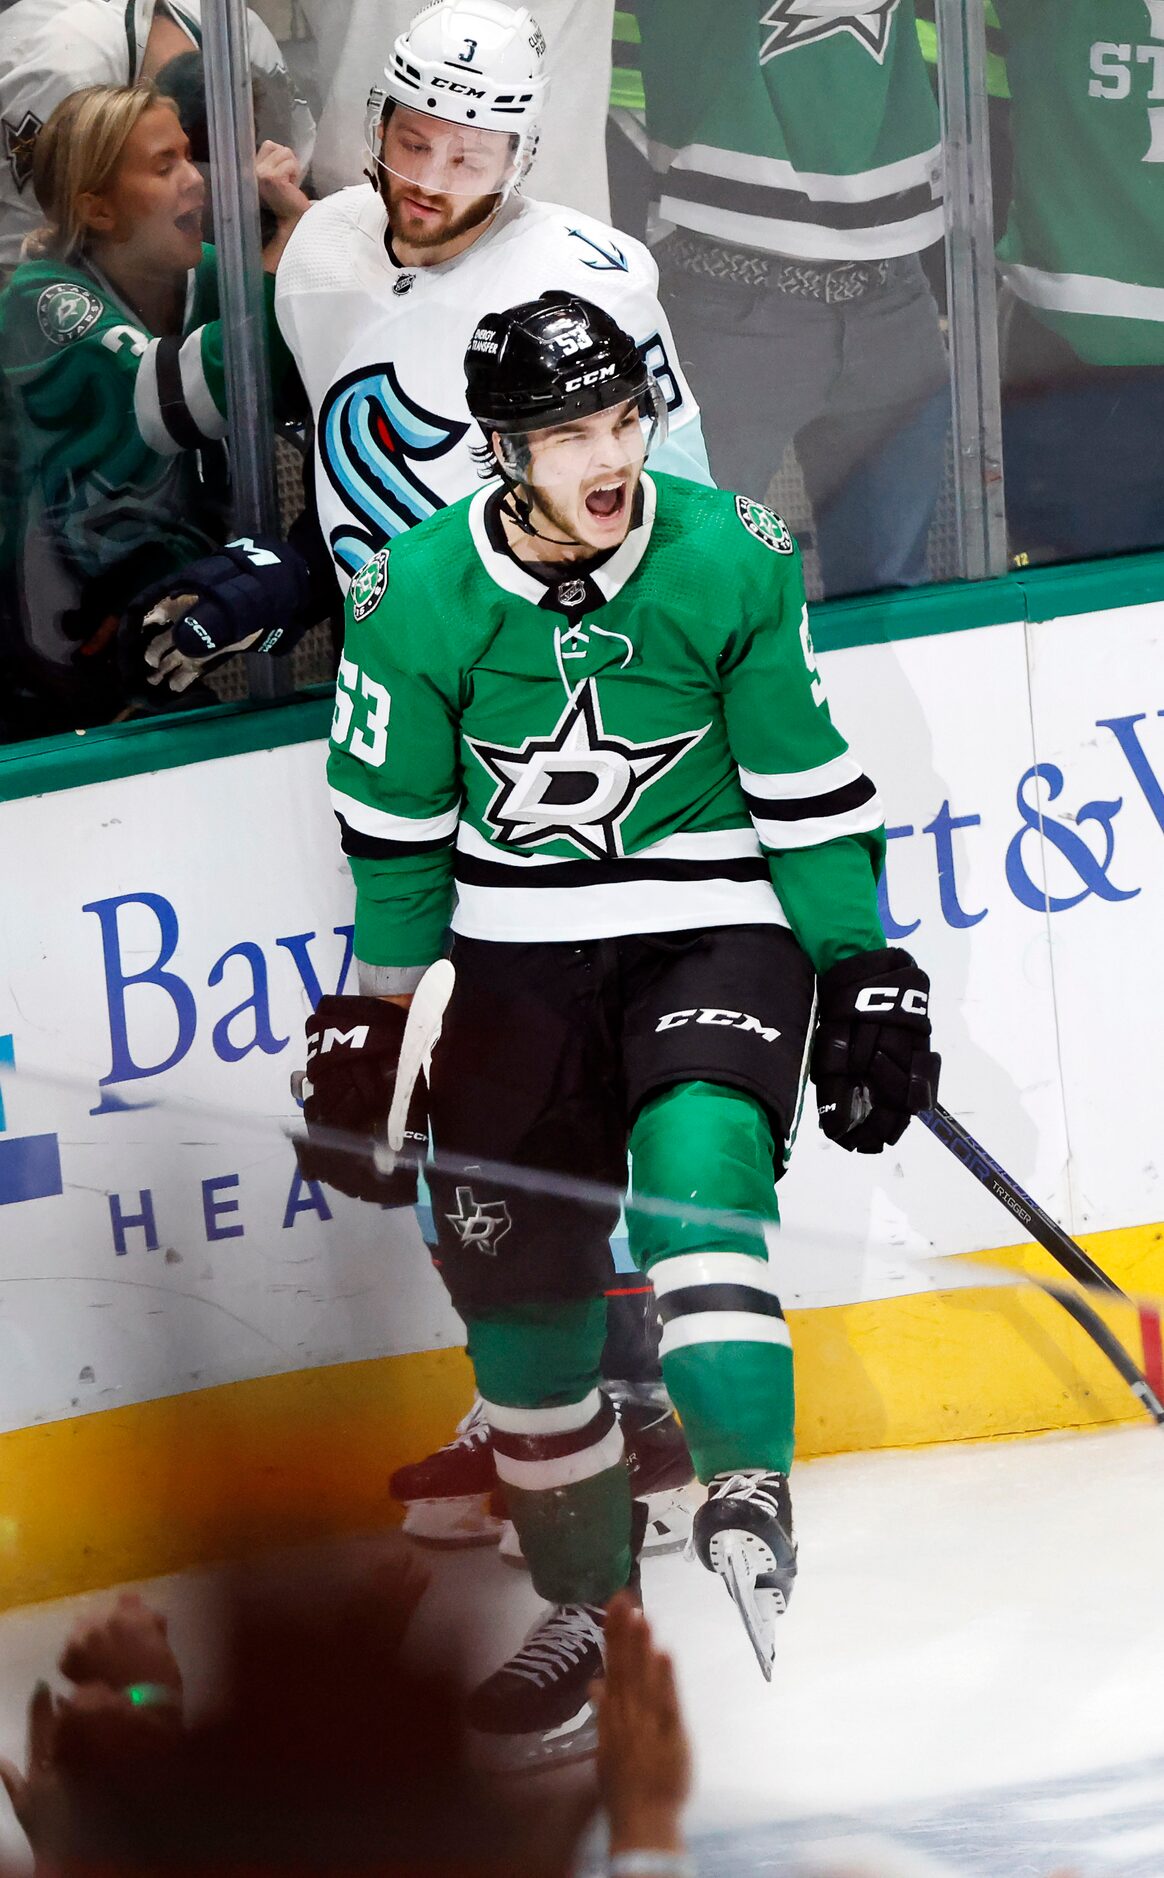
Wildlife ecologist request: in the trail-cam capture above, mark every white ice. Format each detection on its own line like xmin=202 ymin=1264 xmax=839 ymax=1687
xmin=2 ymin=1422 xmax=1162 ymax=1876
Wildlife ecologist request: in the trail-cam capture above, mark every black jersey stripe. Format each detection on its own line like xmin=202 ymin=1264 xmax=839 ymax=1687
xmin=153 ymin=337 xmax=207 ymax=451
xmin=336 ymin=812 xmax=455 ymax=861
xmin=490 ymin=1397 xmax=616 ymax=1465
xmin=662 ymin=168 xmax=938 ymax=234
xmin=453 ymin=852 xmax=769 ymax=890
xmin=743 ymin=775 xmax=877 ymax=824
xmin=657 ymin=1284 xmax=786 ymax=1324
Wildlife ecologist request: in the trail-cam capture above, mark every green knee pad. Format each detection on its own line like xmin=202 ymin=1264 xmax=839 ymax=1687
xmin=464 ymin=1297 xmax=631 ymax=1604
xmin=629 ymin=1081 xmax=795 ymax=1479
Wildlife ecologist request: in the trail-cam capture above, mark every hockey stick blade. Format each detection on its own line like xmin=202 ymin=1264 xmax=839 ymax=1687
xmin=719 ymin=1534 xmax=777 ymax=1683
xmin=383 ymin=960 xmax=456 ymax=1159
xmin=920 ymin=1103 xmax=1164 ymax=1425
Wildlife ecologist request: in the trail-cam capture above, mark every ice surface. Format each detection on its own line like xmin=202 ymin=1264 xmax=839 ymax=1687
xmin=1 ymin=1422 xmax=1161 ymax=1875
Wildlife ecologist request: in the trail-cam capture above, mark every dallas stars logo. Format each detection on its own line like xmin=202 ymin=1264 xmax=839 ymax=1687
xmin=3 ymin=111 xmax=42 ymax=192
xmin=445 ymin=1187 xmax=512 ymax=1256
xmin=467 ymin=679 xmax=707 ymax=862
xmin=759 ymin=0 xmax=901 ymax=64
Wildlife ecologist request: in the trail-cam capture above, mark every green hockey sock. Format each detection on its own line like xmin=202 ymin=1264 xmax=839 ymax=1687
xmin=466 ymin=1298 xmax=633 ymax=1604
xmin=629 ymin=1081 xmax=795 ymax=1478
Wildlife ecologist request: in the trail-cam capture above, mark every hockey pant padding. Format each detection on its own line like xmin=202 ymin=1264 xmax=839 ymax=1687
xmin=466 ymin=1298 xmax=633 ymax=1606
xmin=628 ymin=1081 xmax=794 ymax=1479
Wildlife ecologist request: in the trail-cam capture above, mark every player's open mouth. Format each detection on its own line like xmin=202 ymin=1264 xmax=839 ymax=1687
xmin=404 ymin=195 xmax=441 ymax=219
xmin=174 ymin=209 xmax=202 ymax=237
xmin=585 ymin=482 xmax=627 ymax=522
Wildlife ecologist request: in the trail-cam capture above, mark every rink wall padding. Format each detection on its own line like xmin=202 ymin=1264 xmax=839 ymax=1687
xmin=5 ymin=559 xmax=1164 ymax=1607
xmin=1 ymin=1224 xmax=1161 ymax=1610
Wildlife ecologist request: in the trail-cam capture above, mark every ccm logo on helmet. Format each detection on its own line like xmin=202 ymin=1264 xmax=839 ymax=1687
xmin=655 ymin=1007 xmax=781 ymax=1042
xmin=429 ymin=76 xmax=487 ymax=97
xmin=564 ymin=363 xmax=618 ymax=392
xmin=854 ymin=986 xmax=929 ymax=1016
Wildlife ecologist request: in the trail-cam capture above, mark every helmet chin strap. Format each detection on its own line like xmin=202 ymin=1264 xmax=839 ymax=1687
xmin=499 ymin=478 xmax=583 ymax=550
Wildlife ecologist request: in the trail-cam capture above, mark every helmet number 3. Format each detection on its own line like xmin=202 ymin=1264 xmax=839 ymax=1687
xmin=333 ymin=656 xmax=392 ymax=768
xmin=457 ymin=36 xmax=479 ymax=62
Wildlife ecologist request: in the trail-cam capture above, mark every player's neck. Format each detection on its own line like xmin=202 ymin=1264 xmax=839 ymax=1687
xmin=498 ymin=499 xmax=604 ymax=568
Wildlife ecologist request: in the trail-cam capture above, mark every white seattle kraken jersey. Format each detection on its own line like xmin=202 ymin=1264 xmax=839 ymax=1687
xmin=274 ymin=183 xmax=712 ymax=586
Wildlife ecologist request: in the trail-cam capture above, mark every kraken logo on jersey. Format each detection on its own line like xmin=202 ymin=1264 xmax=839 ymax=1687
xmin=759 ymin=0 xmax=902 ymax=64
xmin=467 ymin=678 xmax=708 ymax=861
xmin=319 ymin=363 xmax=469 ymax=577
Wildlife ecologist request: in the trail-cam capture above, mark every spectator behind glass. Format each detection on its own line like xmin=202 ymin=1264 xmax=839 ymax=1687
xmin=0 ymin=0 xmax=315 ymax=278
xmin=994 ymin=0 xmax=1164 ymax=565
xmin=0 ymin=83 xmax=307 ymax=738
xmin=635 ymin=0 xmax=950 ymax=600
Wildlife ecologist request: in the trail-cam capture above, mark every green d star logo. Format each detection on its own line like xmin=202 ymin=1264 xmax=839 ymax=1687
xmin=468 ymin=678 xmax=708 ymax=861
xmin=350 ymin=548 xmax=389 ymax=622
xmin=759 ymin=0 xmax=901 ymax=64
xmin=36 ymin=282 xmax=102 ymax=348
xmin=735 ymin=496 xmax=794 ymax=555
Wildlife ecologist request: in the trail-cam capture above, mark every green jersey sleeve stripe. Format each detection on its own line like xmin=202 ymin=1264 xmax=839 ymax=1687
xmin=738 ymin=751 xmax=865 ymax=800
xmin=329 ymin=787 xmax=459 ymax=845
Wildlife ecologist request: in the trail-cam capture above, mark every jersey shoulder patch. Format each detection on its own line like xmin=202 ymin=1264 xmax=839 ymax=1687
xmin=734 ymin=494 xmax=794 ymax=555
xmin=35 ymin=279 xmax=103 ymax=347
xmin=349 ymin=546 xmax=390 ymax=623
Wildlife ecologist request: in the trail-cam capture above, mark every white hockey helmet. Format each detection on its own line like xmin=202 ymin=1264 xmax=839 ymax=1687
xmin=365 ymin=0 xmax=548 ymax=198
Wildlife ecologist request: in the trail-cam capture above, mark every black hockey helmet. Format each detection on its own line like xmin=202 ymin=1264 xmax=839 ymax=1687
xmin=464 ymin=290 xmax=660 ymax=435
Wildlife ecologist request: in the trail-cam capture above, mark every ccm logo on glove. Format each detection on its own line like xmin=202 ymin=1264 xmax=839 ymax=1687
xmin=853 ymin=985 xmax=929 ymax=1016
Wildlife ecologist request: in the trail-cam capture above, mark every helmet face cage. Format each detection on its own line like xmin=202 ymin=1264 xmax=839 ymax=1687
xmin=491 ymin=374 xmax=671 ymax=486
xmin=363 ymin=89 xmax=528 ymax=199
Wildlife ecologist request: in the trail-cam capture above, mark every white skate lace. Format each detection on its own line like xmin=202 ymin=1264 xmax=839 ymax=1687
xmin=449 ymin=1398 xmax=492 ymax=1451
xmin=710 ymin=1471 xmax=788 ymax=1523
xmin=505 ymin=1604 xmax=604 ymax=1689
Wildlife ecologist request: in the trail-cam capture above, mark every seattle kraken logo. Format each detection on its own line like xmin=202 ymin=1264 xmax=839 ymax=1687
xmin=759 ymin=1 xmax=901 ymax=64
xmin=319 ymin=363 xmax=468 ymax=577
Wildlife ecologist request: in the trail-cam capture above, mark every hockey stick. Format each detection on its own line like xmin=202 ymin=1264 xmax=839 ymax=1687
xmin=919 ymin=1102 xmax=1164 ymax=1425
xmin=383 ymin=959 xmax=456 ymax=1156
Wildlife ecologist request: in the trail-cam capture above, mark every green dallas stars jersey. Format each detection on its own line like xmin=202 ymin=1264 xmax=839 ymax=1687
xmin=632 ymin=0 xmax=943 ymax=261
xmin=328 ymin=472 xmax=887 ymax=976
xmin=0 ymin=246 xmax=285 ymax=598
xmin=995 ymin=0 xmax=1164 ymax=366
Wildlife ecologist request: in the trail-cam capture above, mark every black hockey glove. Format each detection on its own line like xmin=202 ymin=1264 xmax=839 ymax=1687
xmin=812 ymin=947 xmax=940 ymax=1154
xmin=122 ymin=535 xmax=315 ymax=694
xmin=292 ymin=996 xmax=427 ymax=1206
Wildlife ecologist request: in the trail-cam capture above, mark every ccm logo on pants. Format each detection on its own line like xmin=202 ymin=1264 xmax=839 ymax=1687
xmin=655 ymin=1008 xmax=781 ymax=1042
xmin=854 ymin=987 xmax=929 ymax=1016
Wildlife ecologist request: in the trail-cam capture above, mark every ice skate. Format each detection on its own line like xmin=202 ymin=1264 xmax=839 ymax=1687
xmin=389 ymin=1399 xmax=504 ymax=1548
xmin=498 ymin=1385 xmax=696 ymax=1567
xmin=692 ymin=1469 xmax=796 ymax=1681
xmin=466 ymin=1600 xmax=607 ymax=1771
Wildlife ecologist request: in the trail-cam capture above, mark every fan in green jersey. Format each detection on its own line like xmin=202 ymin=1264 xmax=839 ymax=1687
xmin=299 ymin=292 xmax=939 ymax=1764
xmin=0 ymin=81 xmax=306 ymax=738
xmin=995 ymin=0 xmax=1164 ymax=562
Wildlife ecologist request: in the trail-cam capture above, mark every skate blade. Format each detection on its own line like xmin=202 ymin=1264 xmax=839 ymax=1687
xmin=717 ymin=1532 xmax=780 ymax=1682
xmin=401 ymin=1494 xmax=505 ymax=1549
xmin=468 ymin=1702 xmax=597 ymax=1774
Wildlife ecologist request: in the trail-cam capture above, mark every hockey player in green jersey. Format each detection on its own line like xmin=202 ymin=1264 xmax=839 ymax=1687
xmin=0 ymin=82 xmax=306 ymax=733
xmin=300 ymin=293 xmax=939 ymax=1763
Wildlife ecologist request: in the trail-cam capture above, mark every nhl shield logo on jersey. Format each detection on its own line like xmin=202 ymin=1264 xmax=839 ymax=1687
xmin=36 ymin=282 xmax=102 ymax=348
xmin=467 ymin=678 xmax=708 ymax=862
xmin=350 ymin=549 xmax=390 ymax=622
xmin=759 ymin=0 xmax=902 ymax=64
xmin=735 ymin=496 xmax=794 ymax=555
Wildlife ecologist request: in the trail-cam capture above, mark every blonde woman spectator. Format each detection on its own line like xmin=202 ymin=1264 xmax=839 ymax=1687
xmin=0 ymin=0 xmax=314 ymax=272
xmin=0 ymin=81 xmax=306 ymax=733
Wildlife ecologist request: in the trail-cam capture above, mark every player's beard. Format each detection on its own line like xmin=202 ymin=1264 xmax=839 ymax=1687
xmin=384 ymin=175 xmax=501 ymax=253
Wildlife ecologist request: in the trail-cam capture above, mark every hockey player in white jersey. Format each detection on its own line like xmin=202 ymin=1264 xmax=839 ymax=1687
xmin=273 ymin=0 xmax=710 ymax=586
xmin=128 ymin=0 xmax=709 ymax=1553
